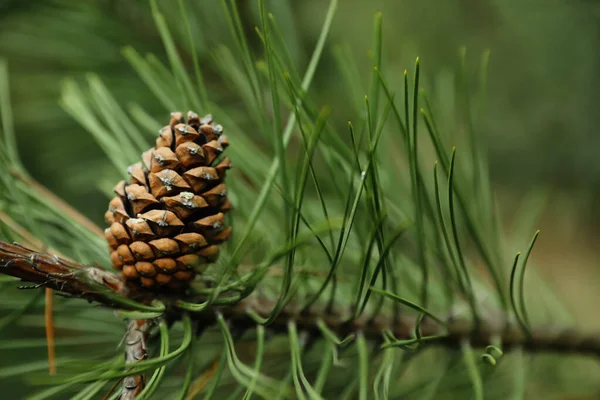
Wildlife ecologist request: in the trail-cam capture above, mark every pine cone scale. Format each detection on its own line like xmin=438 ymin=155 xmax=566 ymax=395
xmin=104 ymin=111 xmax=231 ymax=290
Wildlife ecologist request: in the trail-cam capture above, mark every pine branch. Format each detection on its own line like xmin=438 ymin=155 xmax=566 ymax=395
xmin=220 ymin=298 xmax=600 ymax=358
xmin=120 ymin=319 xmax=152 ymax=399
xmin=0 ymin=241 xmax=128 ymax=306
xmin=1 ymin=240 xmax=600 ymax=359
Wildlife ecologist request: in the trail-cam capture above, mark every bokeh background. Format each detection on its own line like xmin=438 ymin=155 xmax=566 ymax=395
xmin=1 ymin=0 xmax=600 ymax=395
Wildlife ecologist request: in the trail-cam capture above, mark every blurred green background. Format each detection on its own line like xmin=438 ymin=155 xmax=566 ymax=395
xmin=1 ymin=0 xmax=600 ymax=393
xmin=2 ymin=0 xmax=599 ymax=218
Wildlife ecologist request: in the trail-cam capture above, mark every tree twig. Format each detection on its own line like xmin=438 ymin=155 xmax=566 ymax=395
xmin=0 ymin=241 xmax=128 ymax=306
xmin=120 ymin=319 xmax=152 ymax=400
xmin=2 ymin=240 xmax=600 ymax=359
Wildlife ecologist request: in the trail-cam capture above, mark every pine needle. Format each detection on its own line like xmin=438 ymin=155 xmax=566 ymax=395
xmin=45 ymin=288 xmax=56 ymax=375
xmin=184 ymin=356 xmax=221 ymax=400
xmin=9 ymin=170 xmax=104 ymax=239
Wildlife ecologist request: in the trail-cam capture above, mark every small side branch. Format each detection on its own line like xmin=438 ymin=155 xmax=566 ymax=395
xmin=0 ymin=241 xmax=128 ymax=306
xmin=213 ymin=295 xmax=600 ymax=358
xmin=1 ymin=240 xmax=600 ymax=359
xmin=120 ymin=319 xmax=152 ymax=399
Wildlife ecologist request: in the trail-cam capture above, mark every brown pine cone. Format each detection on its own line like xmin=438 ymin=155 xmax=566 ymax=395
xmin=104 ymin=111 xmax=232 ymax=290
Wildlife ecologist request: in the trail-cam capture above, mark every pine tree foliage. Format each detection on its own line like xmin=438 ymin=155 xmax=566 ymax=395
xmin=1 ymin=1 xmax=599 ymax=399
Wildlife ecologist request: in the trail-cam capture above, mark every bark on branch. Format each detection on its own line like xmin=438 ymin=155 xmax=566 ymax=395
xmin=0 ymin=241 xmax=128 ymax=305
xmin=2 ymin=241 xmax=600 ymax=359
xmin=120 ymin=319 xmax=152 ymax=399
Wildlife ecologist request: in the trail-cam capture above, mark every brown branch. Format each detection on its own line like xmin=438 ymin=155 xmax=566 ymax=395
xmin=208 ymin=296 xmax=600 ymax=357
xmin=0 ymin=241 xmax=128 ymax=306
xmin=120 ymin=319 xmax=152 ymax=399
xmin=2 ymin=240 xmax=600 ymax=359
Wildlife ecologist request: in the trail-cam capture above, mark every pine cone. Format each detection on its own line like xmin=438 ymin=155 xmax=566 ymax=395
xmin=104 ymin=111 xmax=232 ymax=290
